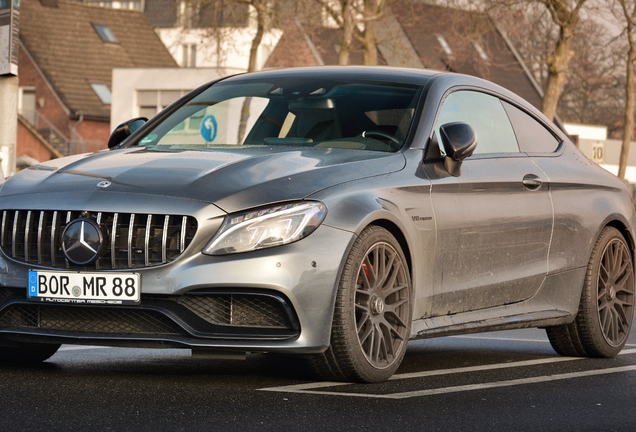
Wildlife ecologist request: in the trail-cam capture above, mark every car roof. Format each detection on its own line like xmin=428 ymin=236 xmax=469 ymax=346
xmin=219 ymin=66 xmax=441 ymax=86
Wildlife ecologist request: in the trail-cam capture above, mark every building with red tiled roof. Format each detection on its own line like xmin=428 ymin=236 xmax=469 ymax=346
xmin=17 ymin=0 xmax=177 ymax=162
xmin=266 ymin=2 xmax=543 ymax=111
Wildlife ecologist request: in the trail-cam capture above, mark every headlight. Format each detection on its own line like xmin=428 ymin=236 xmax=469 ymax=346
xmin=203 ymin=201 xmax=327 ymax=255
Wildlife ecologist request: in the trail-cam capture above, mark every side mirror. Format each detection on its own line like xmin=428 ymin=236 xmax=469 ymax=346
xmin=108 ymin=117 xmax=148 ymax=149
xmin=439 ymin=122 xmax=477 ymax=177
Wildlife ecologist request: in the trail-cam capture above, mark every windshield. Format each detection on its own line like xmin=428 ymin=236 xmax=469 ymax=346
xmin=134 ymin=77 xmax=422 ymax=153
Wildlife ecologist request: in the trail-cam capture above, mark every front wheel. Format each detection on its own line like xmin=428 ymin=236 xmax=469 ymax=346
xmin=309 ymin=226 xmax=412 ymax=382
xmin=547 ymin=227 xmax=635 ymax=357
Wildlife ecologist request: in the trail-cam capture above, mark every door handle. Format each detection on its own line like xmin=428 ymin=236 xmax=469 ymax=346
xmin=522 ymin=174 xmax=542 ymax=190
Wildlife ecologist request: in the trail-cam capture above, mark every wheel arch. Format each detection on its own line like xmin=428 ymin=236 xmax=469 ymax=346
xmin=367 ymin=218 xmax=413 ymax=280
xmin=605 ymin=218 xmax=635 ymax=253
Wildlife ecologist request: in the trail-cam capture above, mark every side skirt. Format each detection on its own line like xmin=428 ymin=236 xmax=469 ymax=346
xmin=410 ymin=266 xmax=586 ymax=340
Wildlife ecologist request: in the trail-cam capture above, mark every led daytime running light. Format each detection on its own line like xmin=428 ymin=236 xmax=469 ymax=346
xmin=203 ymin=202 xmax=327 ymax=255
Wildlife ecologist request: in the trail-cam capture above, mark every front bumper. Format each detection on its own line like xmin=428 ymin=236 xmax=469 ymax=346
xmin=0 ymin=224 xmax=355 ymax=354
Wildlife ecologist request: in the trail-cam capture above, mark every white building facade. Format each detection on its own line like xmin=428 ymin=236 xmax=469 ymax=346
xmin=84 ymin=0 xmax=281 ymax=70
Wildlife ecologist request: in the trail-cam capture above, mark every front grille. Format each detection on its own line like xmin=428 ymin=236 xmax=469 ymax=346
xmin=0 ymin=210 xmax=197 ymax=270
xmin=177 ymin=294 xmax=291 ymax=328
xmin=0 ymin=304 xmax=180 ymax=335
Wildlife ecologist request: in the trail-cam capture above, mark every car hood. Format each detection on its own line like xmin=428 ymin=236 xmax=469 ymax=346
xmin=2 ymin=147 xmax=406 ymax=213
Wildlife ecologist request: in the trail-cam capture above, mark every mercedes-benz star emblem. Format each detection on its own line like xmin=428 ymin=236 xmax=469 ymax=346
xmin=97 ymin=181 xmax=111 ymax=188
xmin=62 ymin=218 xmax=104 ymax=265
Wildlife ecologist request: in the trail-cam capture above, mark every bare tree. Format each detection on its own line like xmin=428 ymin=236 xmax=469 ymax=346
xmin=612 ymin=0 xmax=636 ymax=179
xmin=484 ymin=0 xmax=588 ymax=120
xmin=538 ymin=0 xmax=588 ymax=121
xmin=238 ymin=0 xmax=269 ymax=72
xmin=313 ymin=0 xmax=387 ymax=65
xmin=558 ymin=19 xmax=624 ymax=130
xmin=179 ymin=0 xmax=295 ymax=142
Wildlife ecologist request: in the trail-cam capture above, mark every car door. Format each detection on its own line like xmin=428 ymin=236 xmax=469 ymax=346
xmin=425 ymin=90 xmax=554 ymax=316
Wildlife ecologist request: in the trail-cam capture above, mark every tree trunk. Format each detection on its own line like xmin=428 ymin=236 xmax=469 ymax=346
xmin=619 ymin=28 xmax=636 ymax=180
xmin=239 ymin=1 xmax=266 ymax=143
xmin=541 ymin=24 xmax=575 ymax=121
xmin=339 ymin=0 xmax=354 ymax=65
xmin=247 ymin=0 xmax=265 ymax=73
xmin=363 ymin=0 xmax=379 ymax=65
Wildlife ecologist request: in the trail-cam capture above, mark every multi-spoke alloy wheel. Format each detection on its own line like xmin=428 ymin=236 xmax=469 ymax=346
xmin=595 ymin=235 xmax=634 ymax=348
xmin=354 ymin=241 xmax=409 ymax=369
xmin=547 ymin=226 xmax=635 ymax=358
xmin=308 ymin=226 xmax=412 ymax=382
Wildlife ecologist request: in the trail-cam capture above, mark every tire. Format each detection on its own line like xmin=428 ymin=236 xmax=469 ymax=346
xmin=547 ymin=226 xmax=635 ymax=357
xmin=309 ymin=226 xmax=412 ymax=383
xmin=0 ymin=339 xmax=61 ymax=364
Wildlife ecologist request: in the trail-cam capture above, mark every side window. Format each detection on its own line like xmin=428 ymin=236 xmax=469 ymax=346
xmin=435 ymin=91 xmax=519 ymax=155
xmin=502 ymin=101 xmax=560 ymax=153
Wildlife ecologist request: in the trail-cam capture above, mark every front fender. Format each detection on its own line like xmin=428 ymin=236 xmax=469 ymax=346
xmin=308 ymin=164 xmax=436 ymax=321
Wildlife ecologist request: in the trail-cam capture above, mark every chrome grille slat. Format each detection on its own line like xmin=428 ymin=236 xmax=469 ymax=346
xmin=64 ymin=212 xmax=72 ymax=269
xmin=128 ymin=213 xmax=135 ymax=269
xmin=51 ymin=211 xmax=58 ymax=267
xmin=95 ymin=212 xmax=102 ymax=270
xmin=12 ymin=210 xmax=19 ymax=258
xmin=1 ymin=210 xmax=197 ymax=271
xmin=145 ymin=215 xmax=152 ymax=267
xmin=24 ymin=211 xmax=32 ymax=263
xmin=162 ymin=215 xmax=169 ymax=264
xmin=111 ymin=212 xmax=118 ymax=269
xmin=180 ymin=216 xmax=187 ymax=254
xmin=1 ymin=211 xmax=6 ymax=247
xmin=37 ymin=211 xmax=44 ymax=265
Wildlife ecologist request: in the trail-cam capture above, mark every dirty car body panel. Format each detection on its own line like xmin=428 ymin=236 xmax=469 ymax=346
xmin=0 ymin=67 xmax=634 ymax=382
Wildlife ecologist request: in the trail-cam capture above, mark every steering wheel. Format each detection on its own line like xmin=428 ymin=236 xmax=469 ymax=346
xmin=361 ymin=130 xmax=401 ymax=149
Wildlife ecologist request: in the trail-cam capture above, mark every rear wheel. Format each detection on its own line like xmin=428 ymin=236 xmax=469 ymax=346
xmin=547 ymin=227 xmax=635 ymax=357
xmin=0 ymin=339 xmax=60 ymax=364
xmin=309 ymin=226 xmax=411 ymax=382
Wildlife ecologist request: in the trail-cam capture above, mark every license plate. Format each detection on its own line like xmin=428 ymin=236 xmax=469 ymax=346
xmin=28 ymin=270 xmax=141 ymax=305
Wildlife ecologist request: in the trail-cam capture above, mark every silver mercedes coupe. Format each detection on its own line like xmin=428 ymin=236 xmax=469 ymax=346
xmin=0 ymin=67 xmax=634 ymax=382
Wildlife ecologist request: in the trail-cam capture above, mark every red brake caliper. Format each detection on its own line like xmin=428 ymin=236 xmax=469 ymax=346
xmin=362 ymin=262 xmax=372 ymax=280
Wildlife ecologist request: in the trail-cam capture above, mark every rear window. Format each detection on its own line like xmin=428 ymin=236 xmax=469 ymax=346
xmin=502 ymin=101 xmax=560 ymax=153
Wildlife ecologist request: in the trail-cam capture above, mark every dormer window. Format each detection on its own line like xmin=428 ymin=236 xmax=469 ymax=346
xmin=473 ymin=41 xmax=489 ymax=62
xmin=91 ymin=83 xmax=112 ymax=104
xmin=436 ymin=35 xmax=453 ymax=58
xmin=93 ymin=24 xmax=119 ymax=43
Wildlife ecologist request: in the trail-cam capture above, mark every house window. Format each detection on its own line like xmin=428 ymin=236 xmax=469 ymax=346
xmin=89 ymin=1 xmax=142 ymax=9
xmin=137 ymin=90 xmax=189 ymax=119
xmin=181 ymin=44 xmax=197 ymax=68
xmin=93 ymin=24 xmax=119 ymax=43
xmin=472 ymin=41 xmax=489 ymax=62
xmin=435 ymin=34 xmax=453 ymax=58
xmin=19 ymin=87 xmax=37 ymax=125
xmin=91 ymin=83 xmax=112 ymax=104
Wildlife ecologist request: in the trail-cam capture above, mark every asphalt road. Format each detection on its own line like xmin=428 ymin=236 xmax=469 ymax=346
xmin=0 ymin=328 xmax=634 ymax=432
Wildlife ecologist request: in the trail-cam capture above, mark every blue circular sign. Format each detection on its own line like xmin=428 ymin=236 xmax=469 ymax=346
xmin=200 ymin=115 xmax=218 ymax=142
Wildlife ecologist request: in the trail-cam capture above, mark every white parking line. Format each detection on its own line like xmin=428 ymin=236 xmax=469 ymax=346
xmin=451 ymin=335 xmax=636 ymax=348
xmin=259 ymin=348 xmax=636 ymax=398
xmin=261 ymin=365 xmax=636 ymax=399
xmin=389 ymin=356 xmax=585 ymax=381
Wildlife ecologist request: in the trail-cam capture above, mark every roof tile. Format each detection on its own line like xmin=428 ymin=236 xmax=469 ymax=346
xmin=20 ymin=0 xmax=177 ymax=119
